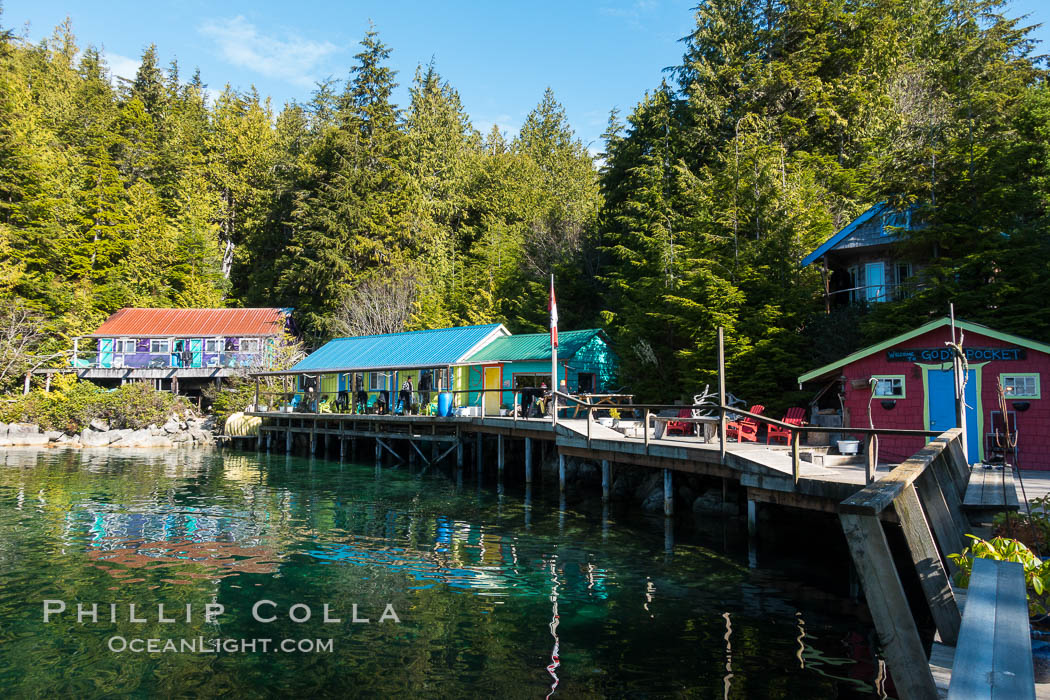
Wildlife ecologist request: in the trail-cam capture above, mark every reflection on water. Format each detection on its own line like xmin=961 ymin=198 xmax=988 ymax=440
xmin=0 ymin=447 xmax=890 ymax=697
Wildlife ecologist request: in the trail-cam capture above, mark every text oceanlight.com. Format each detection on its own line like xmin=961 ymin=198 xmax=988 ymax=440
xmin=108 ymin=637 xmax=334 ymax=654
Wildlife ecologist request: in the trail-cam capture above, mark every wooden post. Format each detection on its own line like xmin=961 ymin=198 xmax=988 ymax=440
xmin=73 ymin=337 xmax=79 ymax=368
xmin=747 ymin=498 xmax=757 ymax=537
xmin=865 ymin=434 xmax=878 ymax=484
xmin=376 ymin=439 xmax=382 ymax=464
xmin=497 ymin=434 xmax=505 ymax=477
xmin=663 ymin=469 xmax=673 ymax=517
xmin=587 ymin=406 xmax=592 ymax=446
xmin=718 ymin=327 xmax=727 ymax=465
xmin=525 ymin=437 xmax=533 ymax=484
xmin=254 ymin=376 xmax=260 ymax=411
xmin=285 ymin=428 xmax=292 ymax=453
xmin=839 ymin=512 xmax=939 ymax=699
xmin=476 ymin=432 xmax=483 ymax=474
xmin=950 ymin=304 xmax=968 ymax=465
xmin=340 ymin=437 xmax=347 ymax=460
xmin=894 ymin=483 xmax=961 ymax=646
xmin=602 ymin=460 xmax=611 ymax=502
xmin=456 ymin=438 xmax=464 ymax=469
xmin=558 ymin=454 xmax=566 ymax=493
xmin=644 ymin=409 xmax=651 ymax=454
xmin=513 ymin=391 xmax=518 ymax=426
xmin=791 ymin=430 xmax=801 ymax=484
xmin=24 ymin=372 xmax=31 ymax=395
xmin=44 ymin=373 xmax=51 ymax=393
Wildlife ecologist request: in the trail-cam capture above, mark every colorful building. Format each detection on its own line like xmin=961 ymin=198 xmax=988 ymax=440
xmin=278 ymin=324 xmax=510 ymax=412
xmin=460 ymin=329 xmax=619 ymax=415
xmin=76 ymin=307 xmax=292 ymax=394
xmin=798 ymin=317 xmax=1050 ymax=469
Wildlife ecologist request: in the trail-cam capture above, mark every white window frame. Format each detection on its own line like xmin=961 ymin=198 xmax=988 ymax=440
xmin=872 ymin=375 xmax=906 ymax=399
xmin=114 ymin=338 xmax=136 ymax=354
xmin=240 ymin=338 xmax=261 ymax=354
xmin=1001 ymin=373 xmax=1040 ymax=400
xmin=150 ymin=339 xmax=170 ymax=354
xmin=205 ymin=338 xmax=223 ymax=353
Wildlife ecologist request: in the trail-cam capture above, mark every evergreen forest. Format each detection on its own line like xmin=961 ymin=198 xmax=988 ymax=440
xmin=2 ymin=1 xmax=1049 ymax=403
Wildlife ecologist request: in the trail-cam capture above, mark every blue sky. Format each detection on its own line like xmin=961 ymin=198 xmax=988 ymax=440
xmin=4 ymin=1 xmax=1048 ymax=151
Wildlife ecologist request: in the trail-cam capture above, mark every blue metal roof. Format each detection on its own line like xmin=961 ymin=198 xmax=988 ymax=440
xmin=289 ymin=324 xmax=507 ymax=373
xmin=801 ymin=202 xmax=888 ymax=268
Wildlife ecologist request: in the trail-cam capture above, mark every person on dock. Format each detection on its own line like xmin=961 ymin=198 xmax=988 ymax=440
xmin=399 ymin=376 xmax=414 ymax=415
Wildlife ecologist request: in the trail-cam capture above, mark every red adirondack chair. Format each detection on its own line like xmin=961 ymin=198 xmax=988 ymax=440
xmin=666 ymin=408 xmax=694 ymax=436
xmin=726 ymin=405 xmax=765 ymax=442
xmin=767 ymin=407 xmax=806 ymax=445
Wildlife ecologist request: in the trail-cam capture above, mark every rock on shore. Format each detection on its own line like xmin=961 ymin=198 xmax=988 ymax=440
xmin=0 ymin=413 xmax=216 ymax=448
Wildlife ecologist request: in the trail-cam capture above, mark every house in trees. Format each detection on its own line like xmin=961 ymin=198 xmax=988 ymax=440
xmin=802 ymin=202 xmax=923 ymax=308
xmin=75 ymin=308 xmax=293 ymax=396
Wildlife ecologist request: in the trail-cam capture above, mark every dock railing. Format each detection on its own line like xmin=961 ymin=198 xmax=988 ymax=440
xmin=550 ymin=391 xmax=943 ymax=485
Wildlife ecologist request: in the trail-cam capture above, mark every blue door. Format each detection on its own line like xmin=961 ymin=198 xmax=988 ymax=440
xmin=928 ymin=368 xmax=980 ymax=463
xmin=189 ymin=339 xmax=203 ymax=368
xmin=98 ymin=338 xmax=113 ymax=368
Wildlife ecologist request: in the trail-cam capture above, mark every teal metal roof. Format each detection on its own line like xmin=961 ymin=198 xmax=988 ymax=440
xmin=289 ymin=324 xmax=506 ymax=373
xmin=464 ymin=329 xmax=607 ymax=363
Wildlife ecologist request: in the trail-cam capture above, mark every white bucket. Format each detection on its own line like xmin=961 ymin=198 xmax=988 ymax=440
xmin=837 ymin=439 xmax=860 ymax=455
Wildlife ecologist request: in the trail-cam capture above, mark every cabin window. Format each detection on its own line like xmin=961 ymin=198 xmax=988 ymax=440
xmin=865 ymin=262 xmax=885 ymax=302
xmin=205 ymin=338 xmax=223 ymax=353
xmin=114 ymin=338 xmax=136 ymax=354
xmin=872 ymin=375 xmax=905 ymax=398
xmin=369 ymin=372 xmax=387 ymax=390
xmin=1001 ymin=373 xmax=1040 ymax=399
xmin=241 ymin=338 xmax=260 ymax=354
xmin=150 ymin=339 xmax=170 ymax=354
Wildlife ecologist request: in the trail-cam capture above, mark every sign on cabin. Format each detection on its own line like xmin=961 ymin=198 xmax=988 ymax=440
xmin=886 ymin=347 xmax=1026 ymax=362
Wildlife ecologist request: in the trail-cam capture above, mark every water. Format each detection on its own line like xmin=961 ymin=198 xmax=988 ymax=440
xmin=0 ymin=448 xmax=890 ymax=697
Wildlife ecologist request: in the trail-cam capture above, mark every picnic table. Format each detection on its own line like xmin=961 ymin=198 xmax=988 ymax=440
xmin=570 ymin=393 xmax=634 ymax=418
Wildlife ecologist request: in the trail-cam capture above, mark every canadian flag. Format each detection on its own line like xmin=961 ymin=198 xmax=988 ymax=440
xmin=549 ymin=274 xmax=559 ymax=349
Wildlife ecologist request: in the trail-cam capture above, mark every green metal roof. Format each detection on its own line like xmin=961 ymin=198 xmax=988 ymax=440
xmin=797 ymin=317 xmax=1050 ymax=384
xmin=286 ymin=324 xmax=507 ymax=374
xmin=464 ymin=329 xmax=607 ymax=363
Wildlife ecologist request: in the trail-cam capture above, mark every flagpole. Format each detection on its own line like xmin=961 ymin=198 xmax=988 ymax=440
xmin=551 ymin=274 xmax=558 ymax=426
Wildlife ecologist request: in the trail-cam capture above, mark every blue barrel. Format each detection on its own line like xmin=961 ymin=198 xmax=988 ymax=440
xmin=437 ymin=392 xmax=453 ymax=417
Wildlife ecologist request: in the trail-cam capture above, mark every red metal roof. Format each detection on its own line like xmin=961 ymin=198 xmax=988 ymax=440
xmin=90 ymin=308 xmax=287 ymax=338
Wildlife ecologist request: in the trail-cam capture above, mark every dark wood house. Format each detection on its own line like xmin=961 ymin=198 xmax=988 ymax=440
xmin=802 ymin=202 xmax=923 ymax=308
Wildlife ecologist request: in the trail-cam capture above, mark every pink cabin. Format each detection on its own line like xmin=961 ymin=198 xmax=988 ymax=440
xmin=798 ymin=317 xmax=1050 ymax=469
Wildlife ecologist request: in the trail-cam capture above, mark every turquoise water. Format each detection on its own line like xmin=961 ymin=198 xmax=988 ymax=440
xmin=0 ymin=448 xmax=889 ymax=697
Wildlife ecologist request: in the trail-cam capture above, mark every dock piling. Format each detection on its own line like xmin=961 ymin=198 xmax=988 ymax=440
xmin=663 ymin=469 xmax=673 ymax=516
xmin=601 ymin=460 xmax=611 ymax=502
xmin=497 ymin=434 xmax=505 ymax=478
xmin=559 ymin=454 xmax=566 ymax=493
xmin=524 ymin=437 xmax=533 ymax=484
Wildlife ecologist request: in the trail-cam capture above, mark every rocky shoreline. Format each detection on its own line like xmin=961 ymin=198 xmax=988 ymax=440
xmin=0 ymin=414 xmax=217 ymax=448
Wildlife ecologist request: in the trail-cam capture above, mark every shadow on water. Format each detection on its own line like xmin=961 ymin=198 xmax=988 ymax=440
xmin=0 ymin=447 xmax=892 ymax=698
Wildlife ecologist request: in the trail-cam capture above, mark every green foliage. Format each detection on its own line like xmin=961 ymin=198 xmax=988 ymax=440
xmin=949 ymin=534 xmax=1050 ymax=615
xmin=0 ymin=377 xmax=190 ymax=432
xmin=203 ymin=377 xmax=256 ymax=427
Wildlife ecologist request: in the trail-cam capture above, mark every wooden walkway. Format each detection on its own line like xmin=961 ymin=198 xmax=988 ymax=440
xmin=248 ymin=411 xmax=891 ymax=511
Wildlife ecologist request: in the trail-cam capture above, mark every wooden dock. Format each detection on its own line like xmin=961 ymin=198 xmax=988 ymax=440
xmin=244 ymin=411 xmax=898 ymax=513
